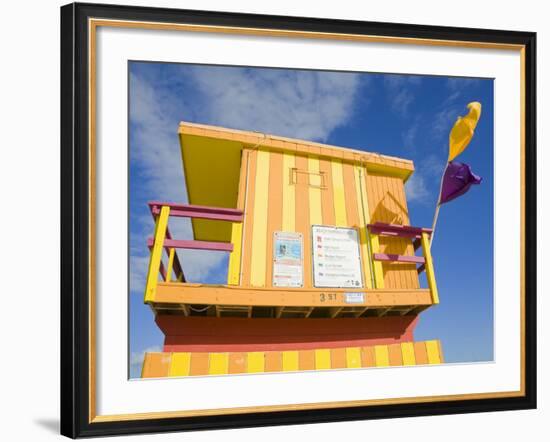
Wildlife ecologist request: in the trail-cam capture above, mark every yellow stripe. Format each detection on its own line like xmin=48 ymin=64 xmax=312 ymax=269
xmin=144 ymin=206 xmax=170 ymax=302
xmin=208 ymin=353 xmax=228 ymax=375
xmin=314 ymin=349 xmax=331 ymax=370
xmin=345 ymin=347 xmax=362 ymax=368
xmin=374 ymin=345 xmax=390 ymax=367
xmin=247 ymin=352 xmax=265 ymax=373
xmin=308 ymin=156 xmax=323 ymax=225
xmin=401 ymin=342 xmax=416 ymax=366
xmin=169 ymin=352 xmax=191 ymax=376
xmin=250 ymin=149 xmax=270 ymax=286
xmin=426 ymin=340 xmax=442 ymax=364
xmin=421 ymin=232 xmax=439 ymax=304
xmin=227 ymin=222 xmax=243 ymax=285
xmin=282 ymin=152 xmax=296 ymax=232
xmin=331 ymin=160 xmax=347 ymax=226
xmin=282 ymin=351 xmax=299 ymax=371
xmin=354 ymin=165 xmax=373 ymax=289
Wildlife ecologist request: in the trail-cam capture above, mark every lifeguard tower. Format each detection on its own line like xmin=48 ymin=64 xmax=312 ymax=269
xmin=141 ymin=122 xmax=443 ymax=377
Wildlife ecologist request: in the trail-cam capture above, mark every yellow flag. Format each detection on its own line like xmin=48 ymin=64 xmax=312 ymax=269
xmin=448 ymin=101 xmax=482 ymax=162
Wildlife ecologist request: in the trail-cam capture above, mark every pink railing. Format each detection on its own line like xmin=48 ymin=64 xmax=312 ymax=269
xmin=145 ymin=202 xmax=243 ymax=296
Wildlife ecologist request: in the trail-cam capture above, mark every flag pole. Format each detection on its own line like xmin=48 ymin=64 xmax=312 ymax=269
xmin=430 ymin=162 xmax=448 ymax=246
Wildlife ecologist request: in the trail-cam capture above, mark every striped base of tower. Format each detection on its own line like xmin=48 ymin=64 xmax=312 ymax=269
xmin=141 ymin=340 xmax=443 ymax=378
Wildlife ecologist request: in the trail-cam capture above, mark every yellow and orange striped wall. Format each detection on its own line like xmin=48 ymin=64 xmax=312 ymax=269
xmin=142 ymin=340 xmax=443 ymax=378
xmin=179 ymin=122 xmax=422 ymax=292
xmin=235 ymin=147 xmax=419 ymax=291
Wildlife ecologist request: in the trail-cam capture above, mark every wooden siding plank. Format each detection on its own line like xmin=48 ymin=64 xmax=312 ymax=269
xmin=331 ymin=347 xmax=347 ymax=369
xmin=282 ymin=351 xmax=299 ymax=371
xmin=388 ymin=343 xmax=404 ymax=366
xmin=295 ymin=154 xmax=311 ymax=287
xmin=374 ymin=345 xmax=390 ymax=367
xmin=413 ymin=341 xmax=429 ymax=365
xmin=346 ymin=347 xmax=362 ymax=368
xmin=208 ymin=353 xmax=229 ymax=375
xmin=228 ymin=352 xmax=247 ymax=374
xmin=331 ymin=159 xmax=347 ymax=227
xmin=142 ymin=353 xmax=171 ymax=378
xmin=401 ymin=342 xmax=416 ymax=366
xmin=247 ymin=352 xmax=265 ymax=373
xmin=169 ymin=352 xmax=191 ymax=377
xmin=266 ymin=150 xmax=284 ymax=287
xmin=189 ymin=352 xmax=210 ymax=376
xmin=311 ymin=349 xmax=329 ymax=370
xmin=426 ymin=340 xmax=442 ymax=364
xmin=355 ymin=165 xmax=374 ymax=289
xmin=319 ymin=156 xmax=335 ymax=226
xmin=361 ymin=346 xmax=376 ymax=367
xmin=250 ymin=149 xmax=270 ymax=286
xmin=265 ymin=351 xmax=283 ymax=372
xmin=300 ymin=350 xmax=316 ymax=370
xmin=308 ymin=156 xmax=323 ymax=226
xmin=282 ymin=152 xmax=296 ymax=232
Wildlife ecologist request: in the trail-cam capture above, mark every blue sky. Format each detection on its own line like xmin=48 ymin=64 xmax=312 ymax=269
xmin=128 ymin=62 xmax=494 ymax=378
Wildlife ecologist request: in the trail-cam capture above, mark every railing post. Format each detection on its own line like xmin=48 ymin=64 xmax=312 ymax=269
xmin=227 ymin=222 xmax=243 ymax=285
xmin=420 ymin=232 xmax=439 ymax=304
xmin=368 ymin=232 xmax=385 ymax=289
xmin=144 ymin=205 xmax=170 ymax=303
xmin=165 ymin=247 xmax=176 ymax=282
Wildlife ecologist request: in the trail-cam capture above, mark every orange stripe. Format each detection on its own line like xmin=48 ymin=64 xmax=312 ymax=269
xmin=265 ymin=351 xmax=283 ymax=372
xmin=319 ymin=157 xmax=335 ymax=226
xmin=241 ymin=149 xmax=257 ymax=287
xmin=189 ymin=353 xmax=209 ymax=376
xmin=266 ymin=150 xmax=283 ymax=287
xmin=294 ymin=154 xmax=311 ymax=287
xmin=228 ymin=352 xmax=247 ymax=374
xmin=413 ymin=342 xmax=429 ymax=365
xmin=141 ymin=353 xmax=171 ymax=378
xmin=330 ymin=347 xmax=347 ymax=369
xmin=299 ymin=349 xmax=315 ymax=370
xmin=388 ymin=343 xmax=404 ymax=366
xmin=361 ymin=346 xmax=376 ymax=367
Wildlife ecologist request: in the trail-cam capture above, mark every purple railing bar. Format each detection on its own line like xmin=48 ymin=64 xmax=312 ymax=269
xmin=164 ymin=226 xmax=186 ymax=282
xmin=158 ymin=260 xmax=167 ymax=281
xmin=149 ymin=201 xmax=243 ymax=217
xmin=417 ymin=263 xmax=426 ymax=274
xmin=373 ymin=253 xmax=426 ymax=264
xmin=151 ymin=206 xmax=243 ymax=222
xmin=147 ymin=237 xmax=234 ymax=252
xmin=368 ymin=222 xmax=433 ymax=239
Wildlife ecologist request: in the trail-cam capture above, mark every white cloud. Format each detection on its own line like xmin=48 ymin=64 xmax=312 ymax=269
xmin=405 ymin=172 xmax=431 ymax=204
xmin=383 ymin=75 xmax=422 ymax=116
xmin=185 ymin=67 xmax=362 ymax=141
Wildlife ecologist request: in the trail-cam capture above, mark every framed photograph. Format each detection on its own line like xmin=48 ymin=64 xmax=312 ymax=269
xmin=60 ymin=2 xmax=536 ymax=438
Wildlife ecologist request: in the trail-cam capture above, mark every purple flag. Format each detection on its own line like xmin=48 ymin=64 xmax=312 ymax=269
xmin=439 ymin=161 xmax=482 ymax=205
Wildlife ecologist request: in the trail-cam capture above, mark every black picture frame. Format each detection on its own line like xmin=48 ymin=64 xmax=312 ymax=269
xmin=60 ymin=2 xmax=537 ymax=438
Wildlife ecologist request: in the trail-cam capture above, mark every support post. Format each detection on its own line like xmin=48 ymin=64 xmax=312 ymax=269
xmin=420 ymin=232 xmax=439 ymax=304
xmin=144 ymin=205 xmax=170 ymax=303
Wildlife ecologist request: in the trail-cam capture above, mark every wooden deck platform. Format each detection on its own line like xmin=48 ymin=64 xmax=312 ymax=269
xmin=148 ymin=283 xmax=434 ymax=318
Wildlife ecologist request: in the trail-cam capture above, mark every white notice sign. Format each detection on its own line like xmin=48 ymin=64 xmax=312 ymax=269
xmin=312 ymin=226 xmax=364 ymax=288
xmin=273 ymin=232 xmax=303 ymax=287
